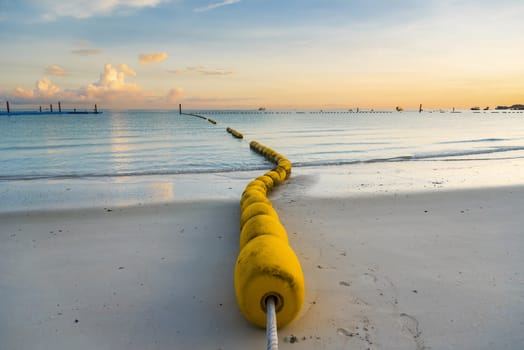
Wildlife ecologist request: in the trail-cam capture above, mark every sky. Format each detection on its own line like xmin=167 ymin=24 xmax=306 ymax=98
xmin=0 ymin=0 xmax=523 ymax=110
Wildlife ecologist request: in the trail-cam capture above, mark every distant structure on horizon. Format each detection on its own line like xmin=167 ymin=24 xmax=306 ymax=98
xmin=1 ymin=101 xmax=101 ymax=115
xmin=495 ymin=104 xmax=524 ymax=110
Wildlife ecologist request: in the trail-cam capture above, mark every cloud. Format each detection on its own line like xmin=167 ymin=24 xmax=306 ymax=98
xmin=71 ymin=49 xmax=103 ymax=56
xmin=37 ymin=0 xmax=166 ymax=20
xmin=118 ymin=64 xmax=137 ymax=77
xmin=9 ymin=63 xmax=183 ymax=108
xmin=168 ymin=66 xmax=233 ymax=76
xmin=139 ymin=52 xmax=168 ymax=64
xmin=45 ymin=65 xmax=67 ymax=76
xmin=82 ymin=63 xmax=142 ymax=102
xmin=36 ymin=77 xmax=61 ymax=96
xmin=13 ymin=87 xmax=35 ymax=99
xmin=194 ymin=0 xmax=241 ymax=12
xmin=13 ymin=77 xmax=61 ymax=99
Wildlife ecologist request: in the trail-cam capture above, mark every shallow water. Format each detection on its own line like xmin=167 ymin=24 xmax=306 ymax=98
xmin=1 ymin=109 xmax=523 ymax=211
xmin=1 ymin=109 xmax=523 ymax=180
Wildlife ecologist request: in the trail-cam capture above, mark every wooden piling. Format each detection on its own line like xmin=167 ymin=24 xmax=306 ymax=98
xmin=50 ymin=104 xmax=53 ymax=112
xmin=94 ymin=104 xmax=98 ymax=113
xmin=58 ymin=101 xmax=62 ymax=113
xmin=6 ymin=101 xmax=9 ymax=113
xmin=179 ymin=104 xmax=182 ymax=115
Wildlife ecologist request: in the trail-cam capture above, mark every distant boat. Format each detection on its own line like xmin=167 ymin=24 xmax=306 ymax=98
xmin=470 ymin=106 xmax=480 ymax=110
xmin=483 ymin=106 xmax=490 ymax=110
xmin=258 ymin=107 xmax=266 ymax=111
xmin=395 ymin=106 xmax=403 ymax=112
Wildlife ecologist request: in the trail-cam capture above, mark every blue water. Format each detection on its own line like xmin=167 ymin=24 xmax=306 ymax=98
xmin=1 ymin=109 xmax=524 ymax=181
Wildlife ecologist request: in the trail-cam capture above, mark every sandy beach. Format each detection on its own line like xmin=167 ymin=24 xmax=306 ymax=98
xmin=3 ymin=0 xmax=524 ymax=347
xmin=1 ymin=163 xmax=523 ymax=349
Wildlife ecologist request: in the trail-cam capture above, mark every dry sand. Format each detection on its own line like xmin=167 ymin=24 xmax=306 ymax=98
xmin=1 ymin=181 xmax=523 ymax=349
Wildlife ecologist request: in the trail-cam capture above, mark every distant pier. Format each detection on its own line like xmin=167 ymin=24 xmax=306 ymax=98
xmin=1 ymin=101 xmax=102 ymax=116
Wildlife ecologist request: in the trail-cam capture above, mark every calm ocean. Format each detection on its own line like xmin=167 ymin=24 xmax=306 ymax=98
xmin=1 ymin=109 xmax=523 ymax=211
xmin=1 ymin=109 xmax=523 ymax=181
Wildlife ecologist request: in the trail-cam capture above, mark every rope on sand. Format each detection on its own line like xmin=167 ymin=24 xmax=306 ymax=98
xmin=266 ymin=296 xmax=279 ymax=350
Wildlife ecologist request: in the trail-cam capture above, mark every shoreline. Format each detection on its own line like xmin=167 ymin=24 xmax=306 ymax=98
xmin=1 ymin=185 xmax=523 ymax=349
xmin=1 ymin=156 xmax=523 ymax=214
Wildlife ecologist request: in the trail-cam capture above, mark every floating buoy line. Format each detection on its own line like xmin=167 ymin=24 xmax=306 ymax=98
xmin=235 ymin=140 xmax=304 ymax=350
xmin=178 ymin=106 xmax=305 ymax=349
xmin=226 ymin=127 xmax=244 ymax=139
xmin=178 ymin=105 xmax=218 ymax=125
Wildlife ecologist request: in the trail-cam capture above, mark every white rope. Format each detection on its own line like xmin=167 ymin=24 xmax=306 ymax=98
xmin=266 ymin=297 xmax=278 ymax=350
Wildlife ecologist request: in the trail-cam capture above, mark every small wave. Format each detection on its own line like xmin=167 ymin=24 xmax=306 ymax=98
xmin=0 ymin=165 xmax=273 ymax=182
xmin=293 ymin=147 xmax=524 ymax=167
xmin=437 ymin=138 xmax=509 ymax=145
xmin=2 ymin=146 xmax=523 ymax=182
xmin=413 ymin=146 xmax=524 ymax=160
xmin=293 ymin=156 xmax=413 ymax=168
xmin=314 ymin=141 xmax=390 ymax=147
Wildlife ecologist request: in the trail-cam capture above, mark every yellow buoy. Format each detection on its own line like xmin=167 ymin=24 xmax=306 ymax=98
xmin=256 ymin=175 xmax=274 ymax=192
xmin=241 ymin=189 xmax=266 ymax=204
xmin=265 ymin=170 xmax=282 ymax=186
xmin=274 ymin=166 xmax=288 ymax=182
xmin=240 ymin=193 xmax=272 ymax=211
xmin=240 ymin=189 xmax=268 ymax=205
xmin=239 ymin=214 xmax=288 ymax=249
xmin=277 ymin=159 xmax=292 ymax=173
xmin=240 ymin=202 xmax=279 ymax=229
xmin=234 ymin=235 xmax=305 ymax=328
xmin=247 ymin=179 xmax=267 ymax=191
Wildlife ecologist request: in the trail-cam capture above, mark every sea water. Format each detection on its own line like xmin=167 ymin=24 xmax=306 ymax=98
xmin=1 ymin=109 xmax=523 ymax=211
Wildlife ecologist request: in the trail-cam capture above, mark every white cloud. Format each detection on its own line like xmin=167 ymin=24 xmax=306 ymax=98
xmin=37 ymin=0 xmax=166 ymax=20
xmin=194 ymin=0 xmax=240 ymax=13
xmin=118 ymin=64 xmax=137 ymax=77
xmin=9 ymin=63 xmax=183 ymax=108
xmin=168 ymin=66 xmax=233 ymax=76
xmin=13 ymin=87 xmax=35 ymax=99
xmin=36 ymin=77 xmax=61 ymax=96
xmin=139 ymin=52 xmax=168 ymax=64
xmin=13 ymin=77 xmax=61 ymax=99
xmin=45 ymin=65 xmax=67 ymax=76
xmin=82 ymin=63 xmax=142 ymax=102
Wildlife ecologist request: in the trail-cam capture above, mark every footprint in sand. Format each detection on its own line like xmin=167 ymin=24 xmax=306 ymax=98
xmin=399 ymin=313 xmax=429 ymax=350
xmin=337 ymin=328 xmax=354 ymax=337
xmin=361 ymin=272 xmax=378 ymax=283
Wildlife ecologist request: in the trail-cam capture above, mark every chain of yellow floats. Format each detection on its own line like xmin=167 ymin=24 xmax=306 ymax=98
xmin=225 ymin=126 xmax=305 ymax=335
xmin=182 ymin=107 xmax=306 ymax=337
